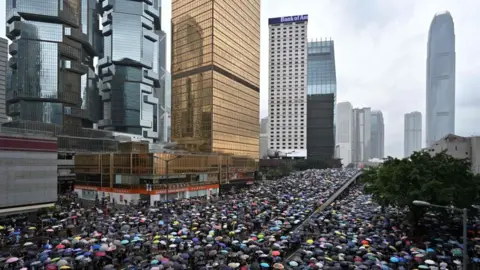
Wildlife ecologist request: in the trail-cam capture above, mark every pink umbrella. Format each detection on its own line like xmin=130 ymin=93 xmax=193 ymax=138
xmin=6 ymin=257 xmax=19 ymax=263
xmin=46 ymin=264 xmax=57 ymax=270
xmin=96 ymin=251 xmax=106 ymax=257
xmin=272 ymin=251 xmax=281 ymax=256
xmin=56 ymin=244 xmax=65 ymax=249
xmin=46 ymin=229 xmax=54 ymax=232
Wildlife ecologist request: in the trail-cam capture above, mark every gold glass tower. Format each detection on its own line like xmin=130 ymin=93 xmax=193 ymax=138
xmin=171 ymin=0 xmax=260 ymax=160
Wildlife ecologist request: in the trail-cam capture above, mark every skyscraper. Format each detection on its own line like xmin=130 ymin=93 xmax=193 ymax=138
xmin=6 ymin=0 xmax=102 ymax=134
xmin=426 ymin=11 xmax=455 ymax=147
xmin=268 ymin=15 xmax=308 ymax=159
xmin=0 ymin=38 xmax=7 ymax=124
xmin=307 ymin=40 xmax=336 ymax=160
xmin=336 ymin=102 xmax=353 ymax=165
xmin=404 ymin=111 xmax=422 ymax=157
xmin=98 ymin=0 xmax=161 ymax=140
xmin=171 ymin=0 xmax=260 ymax=159
xmin=352 ymin=107 xmax=371 ymax=162
xmin=370 ymin=110 xmax=384 ymax=159
xmin=260 ymin=117 xmax=269 ymax=159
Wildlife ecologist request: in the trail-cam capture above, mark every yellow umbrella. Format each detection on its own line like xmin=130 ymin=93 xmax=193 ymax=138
xmin=60 ymin=266 xmax=71 ymax=269
xmin=306 ymin=239 xmax=314 ymax=245
xmin=153 ymin=240 xmax=160 ymax=244
xmin=0 ymin=226 xmax=4 ymax=230
xmin=28 ymin=227 xmax=36 ymax=230
xmin=154 ymin=235 xmax=161 ymax=239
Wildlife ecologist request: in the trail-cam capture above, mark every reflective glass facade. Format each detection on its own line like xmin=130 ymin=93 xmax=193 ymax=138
xmin=98 ymin=0 xmax=161 ymax=140
xmin=426 ymin=11 xmax=455 ymax=147
xmin=5 ymin=0 xmax=102 ymax=134
xmin=307 ymin=40 xmax=336 ymax=95
xmin=171 ymin=0 xmax=260 ymax=159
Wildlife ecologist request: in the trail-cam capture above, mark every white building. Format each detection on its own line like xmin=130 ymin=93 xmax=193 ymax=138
xmin=426 ymin=11 xmax=456 ymax=146
xmin=268 ymin=15 xmax=308 ymax=159
xmin=404 ymin=111 xmax=422 ymax=157
xmin=352 ymin=108 xmax=371 ymax=162
xmin=336 ymin=102 xmax=353 ymax=165
xmin=425 ymin=134 xmax=480 ymax=174
xmin=370 ymin=110 xmax=384 ymax=159
xmin=0 ymin=38 xmax=7 ymax=124
xmin=259 ymin=117 xmax=269 ymax=159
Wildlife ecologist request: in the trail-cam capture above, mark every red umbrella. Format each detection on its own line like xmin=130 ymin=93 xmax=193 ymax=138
xmin=95 ymin=251 xmax=106 ymax=257
xmin=56 ymin=244 xmax=65 ymax=249
xmin=272 ymin=251 xmax=281 ymax=256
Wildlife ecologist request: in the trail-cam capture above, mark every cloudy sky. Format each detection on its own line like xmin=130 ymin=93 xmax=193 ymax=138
xmin=1 ymin=0 xmax=479 ymax=158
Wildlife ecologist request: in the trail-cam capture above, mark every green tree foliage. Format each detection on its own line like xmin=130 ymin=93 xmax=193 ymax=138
xmin=362 ymin=150 xmax=480 ymax=223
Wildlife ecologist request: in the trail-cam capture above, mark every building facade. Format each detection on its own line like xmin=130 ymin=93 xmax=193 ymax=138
xmin=352 ymin=107 xmax=371 ymax=162
xmin=260 ymin=117 xmax=269 ymax=134
xmin=336 ymin=102 xmax=353 ymax=165
xmin=98 ymin=0 xmax=161 ymax=141
xmin=171 ymin=0 xmax=260 ymax=159
xmin=268 ymin=15 xmax=308 ymax=159
xmin=404 ymin=111 xmax=422 ymax=157
xmin=426 ymin=11 xmax=455 ymax=147
xmin=306 ymin=40 xmax=336 ymax=160
xmin=370 ymin=110 xmax=384 ymax=159
xmin=0 ymin=38 xmax=7 ymax=124
xmin=0 ymin=127 xmax=57 ymax=215
xmin=5 ymin=0 xmax=102 ymax=134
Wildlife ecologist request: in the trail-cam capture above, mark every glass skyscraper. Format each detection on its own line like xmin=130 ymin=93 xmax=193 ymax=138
xmin=5 ymin=0 xmax=102 ymax=134
xmin=98 ymin=0 xmax=161 ymax=140
xmin=306 ymin=39 xmax=337 ymax=160
xmin=370 ymin=110 xmax=384 ymax=159
xmin=171 ymin=0 xmax=260 ymax=159
xmin=426 ymin=11 xmax=455 ymax=147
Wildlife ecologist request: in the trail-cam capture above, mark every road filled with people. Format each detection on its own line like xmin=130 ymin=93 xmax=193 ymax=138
xmin=0 ymin=169 xmax=357 ymax=269
xmin=1 ymin=167 xmax=477 ymax=269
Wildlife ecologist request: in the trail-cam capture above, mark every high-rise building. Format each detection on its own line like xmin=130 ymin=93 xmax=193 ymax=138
xmin=260 ymin=117 xmax=269 ymax=159
xmin=370 ymin=110 xmax=384 ymax=159
xmin=352 ymin=107 xmax=371 ymax=162
xmin=0 ymin=38 xmax=7 ymax=124
xmin=268 ymin=15 xmax=308 ymax=159
xmin=98 ymin=0 xmax=161 ymax=140
xmin=260 ymin=117 xmax=269 ymax=134
xmin=336 ymin=102 xmax=353 ymax=165
xmin=5 ymin=0 xmax=102 ymax=134
xmin=307 ymin=40 xmax=336 ymax=160
xmin=159 ymin=71 xmax=172 ymax=143
xmin=426 ymin=11 xmax=455 ymax=147
xmin=171 ymin=0 xmax=260 ymax=159
xmin=404 ymin=111 xmax=422 ymax=157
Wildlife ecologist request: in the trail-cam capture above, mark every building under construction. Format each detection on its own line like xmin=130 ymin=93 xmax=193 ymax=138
xmin=74 ymin=144 xmax=257 ymax=206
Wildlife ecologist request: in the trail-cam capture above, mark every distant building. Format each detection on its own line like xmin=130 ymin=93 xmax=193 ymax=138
xmin=336 ymin=102 xmax=353 ymax=165
xmin=259 ymin=134 xmax=269 ymax=159
xmin=404 ymin=111 xmax=422 ymax=157
xmin=370 ymin=110 xmax=384 ymax=159
xmin=260 ymin=117 xmax=269 ymax=134
xmin=425 ymin=134 xmax=480 ymax=174
xmin=0 ymin=38 xmax=6 ymax=124
xmin=352 ymin=108 xmax=371 ymax=162
xmin=426 ymin=11 xmax=455 ymax=146
xmin=307 ymin=40 xmax=336 ymax=160
xmin=268 ymin=15 xmax=308 ymax=159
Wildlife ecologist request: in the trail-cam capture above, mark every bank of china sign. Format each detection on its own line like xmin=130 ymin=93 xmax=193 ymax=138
xmin=269 ymin=14 xmax=308 ymax=25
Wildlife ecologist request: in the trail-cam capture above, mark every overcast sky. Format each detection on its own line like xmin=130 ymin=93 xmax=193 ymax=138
xmin=1 ymin=0 xmax=479 ymax=158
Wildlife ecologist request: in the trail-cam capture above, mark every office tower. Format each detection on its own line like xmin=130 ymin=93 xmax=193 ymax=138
xmin=352 ymin=107 xmax=371 ymax=162
xmin=336 ymin=102 xmax=353 ymax=165
xmin=5 ymin=0 xmax=102 ymax=134
xmin=426 ymin=11 xmax=455 ymax=147
xmin=307 ymin=39 xmax=336 ymax=160
xmin=260 ymin=117 xmax=269 ymax=134
xmin=157 ymin=29 xmax=170 ymax=143
xmin=0 ymin=38 xmax=7 ymax=124
xmin=404 ymin=111 xmax=422 ymax=157
xmin=370 ymin=110 xmax=384 ymax=159
xmin=98 ymin=0 xmax=161 ymax=140
xmin=268 ymin=15 xmax=308 ymax=159
xmin=171 ymin=0 xmax=260 ymax=159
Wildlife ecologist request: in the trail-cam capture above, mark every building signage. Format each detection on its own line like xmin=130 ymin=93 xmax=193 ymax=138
xmin=268 ymin=14 xmax=308 ymax=25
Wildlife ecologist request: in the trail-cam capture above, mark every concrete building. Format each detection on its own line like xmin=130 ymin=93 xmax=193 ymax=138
xmin=0 ymin=38 xmax=6 ymax=124
xmin=0 ymin=126 xmax=57 ymax=215
xmin=426 ymin=11 xmax=456 ymax=146
xmin=306 ymin=40 xmax=336 ymax=160
xmin=352 ymin=108 xmax=371 ymax=162
xmin=98 ymin=0 xmax=161 ymax=140
xmin=268 ymin=15 xmax=308 ymax=159
xmin=425 ymin=134 xmax=480 ymax=174
xmin=404 ymin=111 xmax=422 ymax=157
xmin=336 ymin=102 xmax=353 ymax=166
xmin=260 ymin=117 xmax=269 ymax=134
xmin=260 ymin=134 xmax=269 ymax=159
xmin=370 ymin=110 xmax=384 ymax=159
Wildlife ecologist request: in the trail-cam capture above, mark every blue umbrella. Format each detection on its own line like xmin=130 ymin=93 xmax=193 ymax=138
xmin=260 ymin=262 xmax=269 ymax=268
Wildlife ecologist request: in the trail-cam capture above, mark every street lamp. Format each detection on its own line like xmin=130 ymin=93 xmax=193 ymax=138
xmin=154 ymin=154 xmax=184 ymax=202
xmin=413 ymin=200 xmax=468 ymax=270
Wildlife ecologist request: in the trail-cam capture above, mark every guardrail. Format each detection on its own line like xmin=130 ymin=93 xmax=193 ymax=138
xmin=286 ymin=170 xmax=364 ymax=260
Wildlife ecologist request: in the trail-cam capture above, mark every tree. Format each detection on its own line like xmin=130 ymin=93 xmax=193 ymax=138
xmin=362 ymin=150 xmax=480 ymax=225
